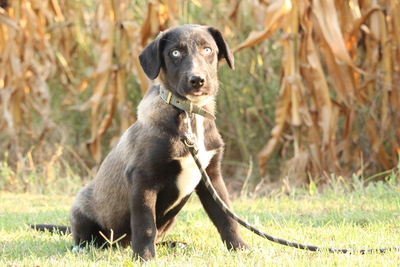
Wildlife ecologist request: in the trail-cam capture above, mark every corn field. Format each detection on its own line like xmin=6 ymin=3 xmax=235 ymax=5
xmin=0 ymin=0 xmax=399 ymax=193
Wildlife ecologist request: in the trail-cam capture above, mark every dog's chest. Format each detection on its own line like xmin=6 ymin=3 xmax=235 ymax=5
xmin=169 ymin=115 xmax=215 ymax=212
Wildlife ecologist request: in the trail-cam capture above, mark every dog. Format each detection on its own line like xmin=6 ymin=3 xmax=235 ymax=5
xmin=32 ymin=24 xmax=248 ymax=261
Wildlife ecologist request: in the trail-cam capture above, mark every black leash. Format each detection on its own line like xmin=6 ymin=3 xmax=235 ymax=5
xmin=179 ymin=131 xmax=400 ymax=254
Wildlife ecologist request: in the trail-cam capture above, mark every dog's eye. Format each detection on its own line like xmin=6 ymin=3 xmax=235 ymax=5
xmin=171 ymin=50 xmax=181 ymax=57
xmin=204 ymin=47 xmax=212 ymax=55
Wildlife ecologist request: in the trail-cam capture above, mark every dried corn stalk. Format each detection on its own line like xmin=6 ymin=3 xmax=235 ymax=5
xmin=235 ymin=0 xmax=400 ymax=181
xmin=0 ymin=1 xmax=56 ymax=163
xmin=80 ymin=0 xmax=178 ymax=164
xmin=0 ymin=0 xmax=91 ymax=159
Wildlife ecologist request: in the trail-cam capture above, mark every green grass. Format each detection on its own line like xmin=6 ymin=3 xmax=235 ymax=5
xmin=1 ymin=178 xmax=400 ymax=266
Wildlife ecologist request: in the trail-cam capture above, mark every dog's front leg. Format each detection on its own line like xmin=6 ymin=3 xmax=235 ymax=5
xmin=130 ymin=185 xmax=158 ymax=261
xmin=196 ymin=154 xmax=248 ymax=250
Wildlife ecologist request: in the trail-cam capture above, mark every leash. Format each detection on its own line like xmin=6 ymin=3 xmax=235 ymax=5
xmin=179 ymin=118 xmax=399 ymax=254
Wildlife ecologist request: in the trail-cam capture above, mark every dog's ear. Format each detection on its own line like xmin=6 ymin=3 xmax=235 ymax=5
xmin=207 ymin=27 xmax=234 ymax=69
xmin=139 ymin=32 xmax=166 ymax=80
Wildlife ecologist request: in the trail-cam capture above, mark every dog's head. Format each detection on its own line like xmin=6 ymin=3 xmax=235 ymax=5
xmin=139 ymin=25 xmax=234 ymax=105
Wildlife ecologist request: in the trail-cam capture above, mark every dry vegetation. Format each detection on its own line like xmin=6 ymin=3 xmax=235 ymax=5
xmin=0 ymin=0 xmax=399 ymax=193
xmin=235 ymin=0 xmax=400 ymax=185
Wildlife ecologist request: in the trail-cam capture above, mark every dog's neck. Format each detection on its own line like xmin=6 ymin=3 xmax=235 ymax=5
xmin=159 ymin=87 xmax=216 ymax=120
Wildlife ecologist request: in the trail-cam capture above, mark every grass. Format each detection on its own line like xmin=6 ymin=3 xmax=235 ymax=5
xmin=1 ymin=177 xmax=400 ymax=266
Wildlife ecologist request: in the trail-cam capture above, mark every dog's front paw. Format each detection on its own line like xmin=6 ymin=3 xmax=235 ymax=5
xmin=226 ymin=239 xmax=249 ymax=251
xmin=71 ymin=246 xmax=85 ymax=253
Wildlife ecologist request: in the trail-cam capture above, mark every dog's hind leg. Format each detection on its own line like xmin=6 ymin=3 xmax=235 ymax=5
xmin=70 ymin=208 xmax=107 ymax=249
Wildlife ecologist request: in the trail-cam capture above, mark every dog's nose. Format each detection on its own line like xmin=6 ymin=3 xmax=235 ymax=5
xmin=189 ymin=75 xmax=205 ymax=89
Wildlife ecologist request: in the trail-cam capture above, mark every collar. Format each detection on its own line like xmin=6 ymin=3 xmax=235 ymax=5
xmin=159 ymin=87 xmax=216 ymax=120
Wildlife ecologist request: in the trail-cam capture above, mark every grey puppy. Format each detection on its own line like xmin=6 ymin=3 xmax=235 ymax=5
xmin=34 ymin=24 xmax=248 ymax=261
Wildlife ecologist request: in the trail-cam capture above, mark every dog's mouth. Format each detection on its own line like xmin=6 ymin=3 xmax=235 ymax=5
xmin=185 ymin=91 xmax=213 ymax=105
xmin=192 ymin=91 xmax=206 ymax=96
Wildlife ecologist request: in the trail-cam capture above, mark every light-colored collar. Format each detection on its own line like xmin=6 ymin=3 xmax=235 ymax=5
xmin=159 ymin=87 xmax=216 ymax=120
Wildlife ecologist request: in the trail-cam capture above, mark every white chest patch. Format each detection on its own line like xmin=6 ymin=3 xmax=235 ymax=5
xmin=166 ymin=115 xmax=216 ymax=213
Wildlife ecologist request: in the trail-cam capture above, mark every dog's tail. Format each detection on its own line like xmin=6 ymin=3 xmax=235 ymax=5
xmin=29 ymin=224 xmax=71 ymax=234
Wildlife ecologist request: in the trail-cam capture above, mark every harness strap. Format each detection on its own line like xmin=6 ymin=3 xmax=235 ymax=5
xmin=159 ymin=87 xmax=216 ymax=120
